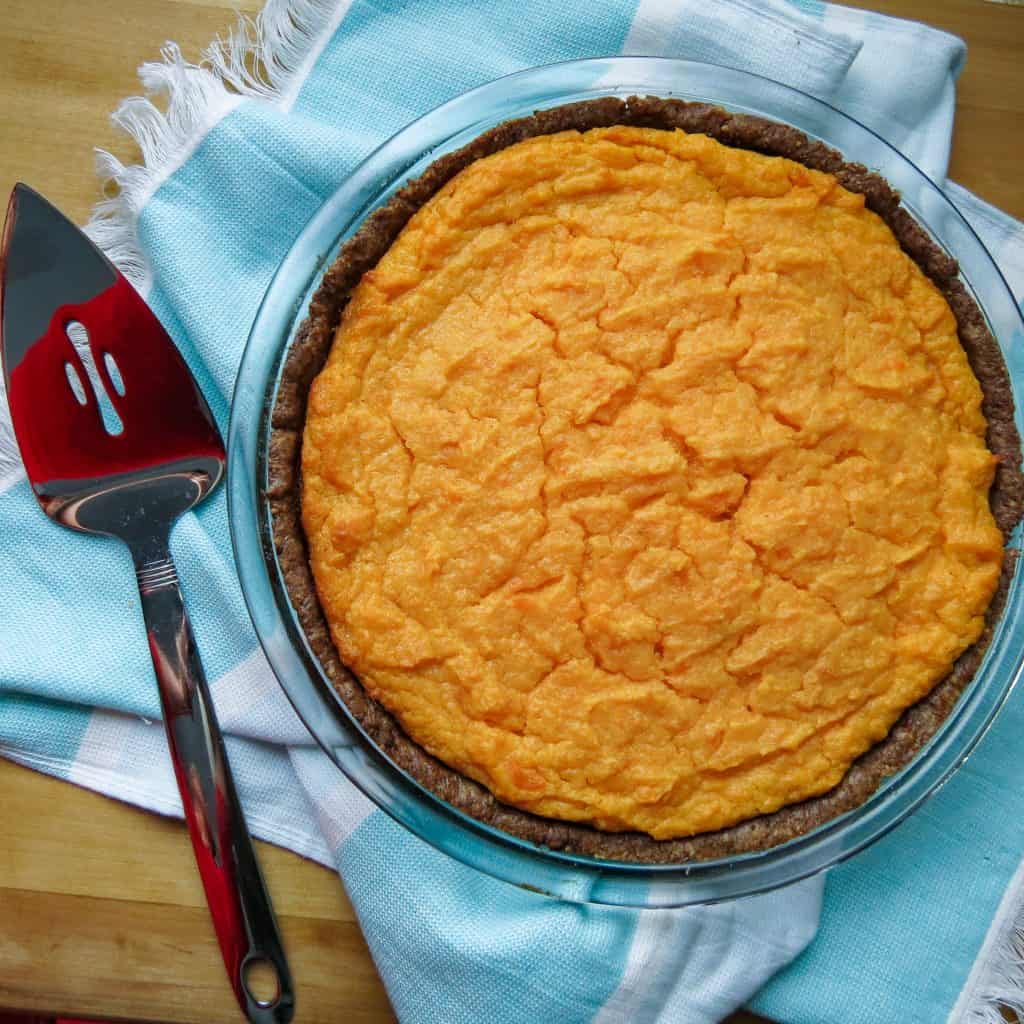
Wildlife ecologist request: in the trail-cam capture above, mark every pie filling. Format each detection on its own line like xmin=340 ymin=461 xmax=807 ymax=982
xmin=301 ymin=126 xmax=1001 ymax=840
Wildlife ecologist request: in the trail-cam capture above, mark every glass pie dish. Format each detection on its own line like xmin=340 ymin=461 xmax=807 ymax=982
xmin=227 ymin=56 xmax=1024 ymax=907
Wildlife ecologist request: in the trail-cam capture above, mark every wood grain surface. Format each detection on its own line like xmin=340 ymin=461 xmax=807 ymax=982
xmin=0 ymin=2 xmax=1022 ymax=1022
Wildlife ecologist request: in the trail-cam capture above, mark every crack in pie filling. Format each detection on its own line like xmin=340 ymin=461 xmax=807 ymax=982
xmin=298 ymin=120 xmax=1011 ymax=842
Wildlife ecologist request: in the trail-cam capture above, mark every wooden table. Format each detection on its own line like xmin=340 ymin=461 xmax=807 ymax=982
xmin=1 ymin=2 xmax=1022 ymax=1022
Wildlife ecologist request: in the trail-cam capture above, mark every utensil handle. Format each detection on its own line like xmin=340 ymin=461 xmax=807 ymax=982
xmin=131 ymin=539 xmax=294 ymax=1024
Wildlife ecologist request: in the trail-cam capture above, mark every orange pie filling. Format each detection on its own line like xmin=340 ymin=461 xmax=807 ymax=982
xmin=301 ymin=126 xmax=1002 ymax=839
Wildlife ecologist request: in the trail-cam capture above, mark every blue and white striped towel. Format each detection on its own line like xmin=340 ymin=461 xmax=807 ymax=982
xmin=2 ymin=2 xmax=1024 ymax=1022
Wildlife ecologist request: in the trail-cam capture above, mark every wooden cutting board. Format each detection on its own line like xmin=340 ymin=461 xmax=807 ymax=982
xmin=1 ymin=2 xmax=1022 ymax=1022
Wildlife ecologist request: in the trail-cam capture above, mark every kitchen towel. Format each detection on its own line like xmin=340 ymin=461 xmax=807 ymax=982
xmin=1 ymin=1 xmax=1022 ymax=1022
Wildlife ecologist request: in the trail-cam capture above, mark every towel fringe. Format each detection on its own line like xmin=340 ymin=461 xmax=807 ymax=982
xmin=84 ymin=0 xmax=343 ymax=293
xmin=949 ymin=855 xmax=1024 ymax=1023
xmin=0 ymin=384 xmax=20 ymax=492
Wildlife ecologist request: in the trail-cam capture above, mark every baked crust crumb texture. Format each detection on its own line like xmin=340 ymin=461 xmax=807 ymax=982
xmin=271 ymin=97 xmax=1023 ymax=861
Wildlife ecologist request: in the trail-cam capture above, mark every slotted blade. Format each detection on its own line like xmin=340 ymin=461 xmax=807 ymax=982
xmin=0 ymin=184 xmax=223 ymax=504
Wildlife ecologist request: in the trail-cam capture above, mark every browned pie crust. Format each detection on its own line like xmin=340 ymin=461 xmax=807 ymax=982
xmin=267 ymin=96 xmax=1024 ymax=862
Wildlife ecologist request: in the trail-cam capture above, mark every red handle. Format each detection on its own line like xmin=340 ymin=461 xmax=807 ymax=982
xmin=133 ymin=541 xmax=294 ymax=1024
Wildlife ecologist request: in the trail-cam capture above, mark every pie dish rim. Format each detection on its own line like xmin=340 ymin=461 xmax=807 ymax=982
xmin=227 ymin=56 xmax=1024 ymax=903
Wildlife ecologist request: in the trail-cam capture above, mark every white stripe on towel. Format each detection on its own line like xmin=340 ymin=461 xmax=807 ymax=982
xmin=948 ymin=852 xmax=1024 ymax=1024
xmin=593 ymin=911 xmax=681 ymax=1024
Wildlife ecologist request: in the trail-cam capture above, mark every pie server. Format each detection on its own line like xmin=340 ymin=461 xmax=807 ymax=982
xmin=0 ymin=184 xmax=294 ymax=1023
